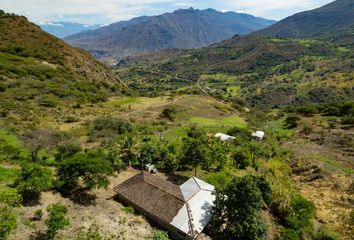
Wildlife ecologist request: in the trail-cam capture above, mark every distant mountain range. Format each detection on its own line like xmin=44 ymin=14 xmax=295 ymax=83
xmin=39 ymin=22 xmax=101 ymax=38
xmin=258 ymin=0 xmax=354 ymax=42
xmin=64 ymin=8 xmax=276 ymax=61
xmin=116 ymin=0 xmax=354 ymax=106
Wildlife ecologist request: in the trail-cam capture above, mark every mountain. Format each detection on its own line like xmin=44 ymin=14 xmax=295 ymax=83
xmin=258 ymin=0 xmax=354 ymax=41
xmin=64 ymin=8 xmax=276 ymax=61
xmin=39 ymin=22 xmax=101 ymax=38
xmin=0 ymin=11 xmax=122 ymax=124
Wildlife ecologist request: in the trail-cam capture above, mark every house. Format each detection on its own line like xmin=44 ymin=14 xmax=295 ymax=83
xmin=114 ymin=172 xmax=215 ymax=240
xmin=214 ymin=133 xmax=235 ymax=142
xmin=252 ymin=131 xmax=265 ymax=140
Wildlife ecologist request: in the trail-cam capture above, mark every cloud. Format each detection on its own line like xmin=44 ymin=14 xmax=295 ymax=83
xmin=0 ymin=0 xmax=333 ymax=24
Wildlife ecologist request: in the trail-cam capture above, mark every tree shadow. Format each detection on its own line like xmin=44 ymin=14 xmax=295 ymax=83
xmin=22 ymin=193 xmax=41 ymax=207
xmin=69 ymin=188 xmax=97 ymax=206
xmin=61 ymin=188 xmax=97 ymax=206
xmin=29 ymin=231 xmax=46 ymax=240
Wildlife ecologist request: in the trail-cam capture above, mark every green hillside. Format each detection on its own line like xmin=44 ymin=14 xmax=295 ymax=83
xmin=0 ymin=12 xmax=123 ymax=130
xmin=117 ymin=34 xmax=354 ymax=107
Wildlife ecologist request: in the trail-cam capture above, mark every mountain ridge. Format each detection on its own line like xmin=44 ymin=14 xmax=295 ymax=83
xmin=258 ymin=0 xmax=354 ymax=43
xmin=64 ymin=8 xmax=275 ymax=61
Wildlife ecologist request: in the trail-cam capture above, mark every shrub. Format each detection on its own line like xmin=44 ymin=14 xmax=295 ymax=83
xmin=153 ymin=230 xmax=169 ymax=240
xmin=75 ymin=223 xmax=102 ymax=240
xmin=33 ymin=209 xmax=43 ymax=221
xmin=0 ymin=206 xmax=17 ymax=240
xmin=14 ymin=162 xmax=53 ymax=201
xmin=160 ymin=107 xmax=177 ymax=121
xmin=284 ymin=115 xmax=300 ymax=129
xmin=284 ymin=194 xmax=316 ymax=233
xmin=232 ymin=149 xmax=252 ymax=169
xmin=341 ymin=116 xmax=354 ymax=126
xmin=314 ymin=228 xmax=340 ymax=240
xmin=89 ymin=117 xmax=133 ymax=138
xmin=40 ymin=95 xmax=60 ymax=108
xmin=122 ymin=206 xmax=135 ymax=214
xmin=45 ymin=203 xmax=70 ymax=240
xmin=0 ymin=188 xmax=22 ymax=207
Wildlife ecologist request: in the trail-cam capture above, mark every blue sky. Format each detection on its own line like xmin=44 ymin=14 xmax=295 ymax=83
xmin=0 ymin=0 xmax=333 ymax=25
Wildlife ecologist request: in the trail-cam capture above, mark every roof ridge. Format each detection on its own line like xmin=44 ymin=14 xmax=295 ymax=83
xmin=140 ymin=172 xmax=185 ymax=202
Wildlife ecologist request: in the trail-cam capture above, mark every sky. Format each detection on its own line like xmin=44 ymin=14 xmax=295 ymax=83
xmin=0 ymin=0 xmax=334 ymax=25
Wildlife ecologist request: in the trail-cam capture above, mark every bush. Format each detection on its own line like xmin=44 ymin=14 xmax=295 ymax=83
xmin=45 ymin=203 xmax=70 ymax=240
xmin=341 ymin=116 xmax=354 ymax=126
xmin=0 ymin=188 xmax=22 ymax=207
xmin=314 ymin=228 xmax=340 ymax=240
xmin=89 ymin=117 xmax=133 ymax=138
xmin=14 ymin=162 xmax=53 ymax=201
xmin=122 ymin=206 xmax=135 ymax=214
xmin=33 ymin=209 xmax=43 ymax=221
xmin=160 ymin=107 xmax=177 ymax=121
xmin=284 ymin=115 xmax=300 ymax=129
xmin=0 ymin=206 xmax=17 ymax=240
xmin=232 ymin=149 xmax=252 ymax=169
xmin=75 ymin=223 xmax=102 ymax=240
xmin=40 ymin=95 xmax=60 ymax=108
xmin=284 ymin=194 xmax=316 ymax=233
xmin=153 ymin=230 xmax=169 ymax=240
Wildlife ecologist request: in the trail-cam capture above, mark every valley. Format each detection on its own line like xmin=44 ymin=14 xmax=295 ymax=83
xmin=0 ymin=1 xmax=353 ymax=240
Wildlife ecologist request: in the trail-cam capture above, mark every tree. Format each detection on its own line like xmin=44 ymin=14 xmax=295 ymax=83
xmin=232 ymin=149 xmax=252 ymax=169
xmin=0 ymin=206 xmax=17 ymax=240
xmin=207 ymin=139 xmax=230 ymax=171
xmin=116 ymin=135 xmax=140 ymax=167
xmin=56 ymin=151 xmax=113 ymax=192
xmin=45 ymin=203 xmax=69 ymax=240
xmin=138 ymin=139 xmax=177 ymax=172
xmin=180 ymin=137 xmax=208 ymax=176
xmin=212 ymin=175 xmax=267 ymax=240
xmin=54 ymin=142 xmax=81 ymax=162
xmin=14 ymin=162 xmax=53 ymax=201
xmin=22 ymin=129 xmax=57 ymax=161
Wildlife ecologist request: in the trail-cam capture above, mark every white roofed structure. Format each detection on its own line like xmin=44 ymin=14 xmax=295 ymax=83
xmin=215 ymin=133 xmax=235 ymax=142
xmin=252 ymin=131 xmax=265 ymax=140
xmin=171 ymin=177 xmax=215 ymax=237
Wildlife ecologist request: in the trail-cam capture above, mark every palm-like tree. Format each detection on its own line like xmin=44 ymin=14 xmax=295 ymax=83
xmin=116 ymin=135 xmax=139 ymax=167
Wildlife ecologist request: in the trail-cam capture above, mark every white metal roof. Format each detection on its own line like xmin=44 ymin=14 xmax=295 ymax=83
xmin=171 ymin=177 xmax=215 ymax=236
xmin=252 ymin=131 xmax=265 ymax=139
xmin=215 ymin=133 xmax=235 ymax=141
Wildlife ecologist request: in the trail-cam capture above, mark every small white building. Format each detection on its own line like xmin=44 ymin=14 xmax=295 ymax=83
xmin=145 ymin=163 xmax=158 ymax=174
xmin=215 ymin=133 xmax=235 ymax=142
xmin=252 ymin=131 xmax=265 ymax=140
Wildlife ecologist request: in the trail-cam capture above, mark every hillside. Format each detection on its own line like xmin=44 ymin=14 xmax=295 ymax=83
xmin=64 ymin=8 xmax=275 ymax=61
xmin=258 ymin=0 xmax=354 ymax=44
xmin=39 ymin=22 xmax=101 ymax=38
xmin=117 ymin=34 xmax=354 ymax=106
xmin=0 ymin=11 xmax=122 ymax=130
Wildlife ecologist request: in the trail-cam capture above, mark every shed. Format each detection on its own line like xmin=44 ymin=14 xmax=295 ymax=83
xmin=114 ymin=172 xmax=215 ymax=240
xmin=252 ymin=131 xmax=265 ymax=140
xmin=214 ymin=133 xmax=235 ymax=142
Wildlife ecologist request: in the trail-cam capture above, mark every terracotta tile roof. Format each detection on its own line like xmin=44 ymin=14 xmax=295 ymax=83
xmin=114 ymin=171 xmax=185 ymax=223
